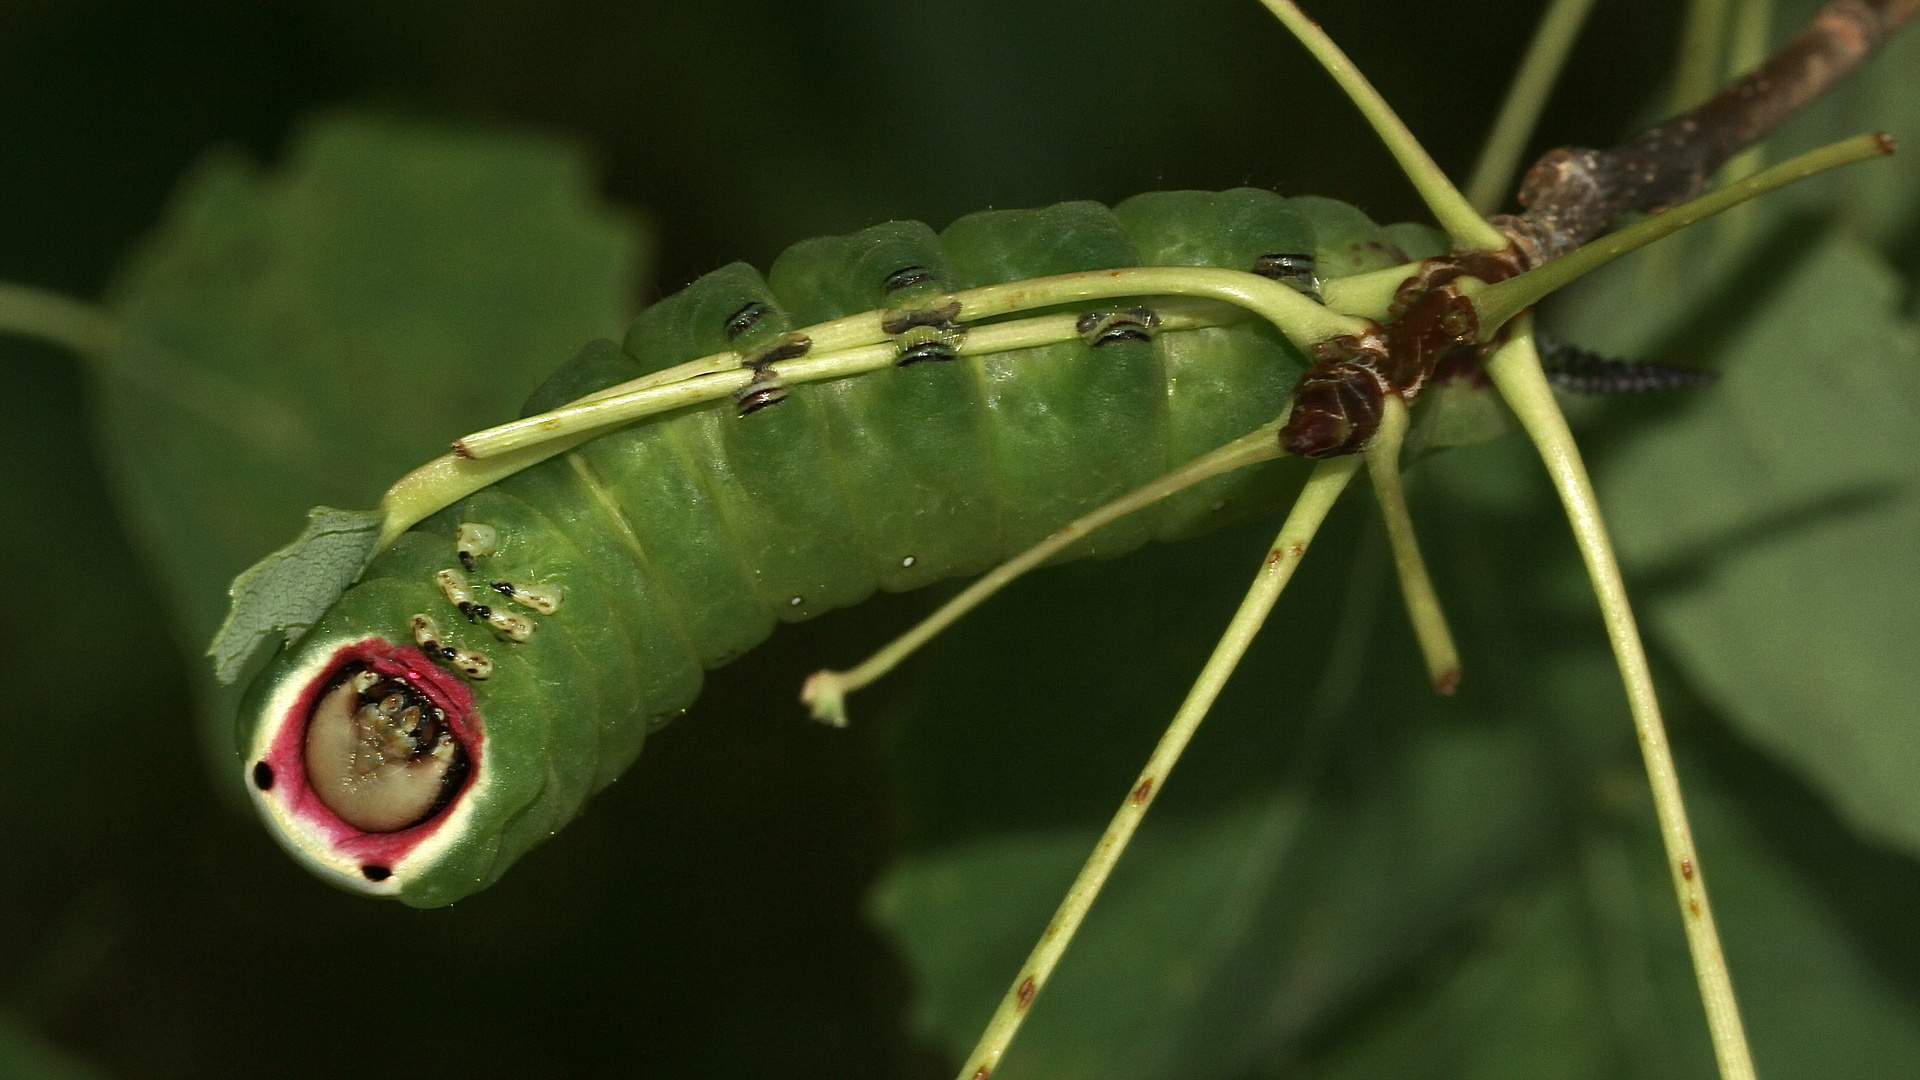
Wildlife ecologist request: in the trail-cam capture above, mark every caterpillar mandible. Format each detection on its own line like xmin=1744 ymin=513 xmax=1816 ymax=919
xmin=235 ymin=188 xmax=1454 ymax=905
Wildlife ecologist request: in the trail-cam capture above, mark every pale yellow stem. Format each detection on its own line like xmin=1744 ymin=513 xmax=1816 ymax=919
xmin=1363 ymin=395 xmax=1460 ymax=693
xmin=1483 ymin=317 xmax=1755 ymax=1080
xmin=1257 ymin=0 xmax=1509 ymax=251
xmin=954 ymin=455 xmax=1363 ymax=1080
xmin=1466 ymin=0 xmax=1602 ymax=214
xmin=803 ymin=422 xmax=1288 ymax=726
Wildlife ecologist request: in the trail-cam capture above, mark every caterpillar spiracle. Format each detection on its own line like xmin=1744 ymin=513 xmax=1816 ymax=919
xmin=236 ymin=188 xmax=1462 ymax=905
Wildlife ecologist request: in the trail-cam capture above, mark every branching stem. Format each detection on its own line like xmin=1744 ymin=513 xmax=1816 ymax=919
xmin=952 ymin=455 xmax=1363 ymax=1080
xmin=803 ymin=422 xmax=1288 ymax=726
xmin=1499 ymin=0 xmax=1917 ymax=264
xmin=1363 ymin=395 xmax=1460 ymax=694
xmin=1258 ymin=0 xmax=1509 ymax=251
xmin=1466 ymin=0 xmax=1602 ymax=214
xmin=1483 ymin=316 xmax=1755 ymax=1080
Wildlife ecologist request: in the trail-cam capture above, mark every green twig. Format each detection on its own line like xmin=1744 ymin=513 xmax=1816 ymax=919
xmin=1475 ymin=131 xmax=1893 ymax=335
xmin=0 ymin=282 xmax=119 ymax=358
xmin=1362 ymin=395 xmax=1460 ymax=693
xmin=1673 ymin=0 xmax=1733 ymax=112
xmin=1258 ymin=0 xmax=1509 ymax=251
xmin=1466 ymin=0 xmax=1602 ymax=214
xmin=802 ymin=421 xmax=1288 ymax=726
xmin=953 ymin=455 xmax=1363 ymax=1080
xmin=1483 ymin=316 xmax=1755 ymax=1080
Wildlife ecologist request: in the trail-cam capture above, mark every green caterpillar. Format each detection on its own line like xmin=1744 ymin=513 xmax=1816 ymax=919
xmin=237 ymin=189 xmax=1456 ymax=906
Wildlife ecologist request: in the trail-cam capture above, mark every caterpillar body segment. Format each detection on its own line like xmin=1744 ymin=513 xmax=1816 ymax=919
xmin=241 ymin=188 xmax=1436 ymax=906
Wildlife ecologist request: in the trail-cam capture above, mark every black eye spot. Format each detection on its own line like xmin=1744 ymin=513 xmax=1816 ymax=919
xmin=252 ymin=761 xmax=274 ymax=790
xmin=361 ymin=865 xmax=392 ymax=882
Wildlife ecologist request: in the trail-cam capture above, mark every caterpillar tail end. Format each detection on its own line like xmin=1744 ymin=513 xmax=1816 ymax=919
xmin=801 ymin=670 xmax=851 ymax=728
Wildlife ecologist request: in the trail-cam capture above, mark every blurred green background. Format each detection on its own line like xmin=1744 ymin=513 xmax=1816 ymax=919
xmin=3 ymin=0 xmax=1918 ymax=1077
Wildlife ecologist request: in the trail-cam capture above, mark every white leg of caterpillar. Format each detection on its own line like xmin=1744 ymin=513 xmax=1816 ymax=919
xmin=1257 ymin=0 xmax=1509 ymax=252
xmin=1471 ymin=133 xmax=1894 ymax=337
xmin=802 ymin=421 xmax=1288 ymax=726
xmin=1465 ymin=0 xmax=1602 ymax=214
xmin=1484 ymin=315 xmax=1757 ymax=1080
xmin=954 ymin=455 xmax=1362 ymax=1080
xmin=1362 ymin=395 xmax=1461 ymax=694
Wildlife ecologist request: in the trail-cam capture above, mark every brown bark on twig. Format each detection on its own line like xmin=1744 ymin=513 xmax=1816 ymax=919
xmin=1493 ymin=0 xmax=1920 ymax=267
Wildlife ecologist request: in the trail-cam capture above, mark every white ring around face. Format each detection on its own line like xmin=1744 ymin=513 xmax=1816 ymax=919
xmin=243 ymin=637 xmax=491 ymax=900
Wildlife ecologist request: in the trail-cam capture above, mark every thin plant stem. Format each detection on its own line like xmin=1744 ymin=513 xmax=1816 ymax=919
xmin=1257 ymin=0 xmax=1509 ymax=252
xmin=458 ymin=267 xmax=1367 ymax=460
xmin=0 ymin=282 xmax=118 ymax=358
xmin=1362 ymin=395 xmax=1460 ymax=693
xmin=953 ymin=455 xmax=1363 ymax=1080
xmin=1466 ymin=0 xmax=1602 ymax=214
xmin=1483 ymin=316 xmax=1755 ymax=1080
xmin=1474 ymin=131 xmax=1893 ymax=335
xmin=1717 ymin=0 xmax=1778 ymax=240
xmin=1673 ymin=0 xmax=1733 ymax=111
xmin=802 ymin=422 xmax=1287 ymax=725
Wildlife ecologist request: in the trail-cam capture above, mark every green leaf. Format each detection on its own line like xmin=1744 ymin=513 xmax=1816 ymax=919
xmin=88 ymin=113 xmax=648 ymax=784
xmin=1295 ymin=762 xmax=1920 ymax=1080
xmin=1589 ymin=234 xmax=1920 ymax=857
xmin=206 ymin=506 xmax=382 ymax=684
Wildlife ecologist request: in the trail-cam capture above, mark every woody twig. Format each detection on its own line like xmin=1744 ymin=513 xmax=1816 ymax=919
xmin=1494 ymin=0 xmax=1919 ymax=265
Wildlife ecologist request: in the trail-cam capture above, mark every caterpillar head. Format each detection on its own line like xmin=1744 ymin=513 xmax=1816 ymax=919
xmin=240 ymin=630 xmax=491 ymax=904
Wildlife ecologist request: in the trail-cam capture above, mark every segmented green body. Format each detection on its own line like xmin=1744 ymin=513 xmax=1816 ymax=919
xmin=241 ymin=188 xmax=1448 ymax=906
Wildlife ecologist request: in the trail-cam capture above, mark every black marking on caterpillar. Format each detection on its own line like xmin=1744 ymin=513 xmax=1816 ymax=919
xmin=436 ymin=567 xmax=534 ymax=642
xmin=1252 ymin=251 xmax=1323 ymax=302
xmin=882 ymin=265 xmax=941 ymax=294
xmin=1075 ymin=307 xmax=1160 ymax=348
xmin=491 ymin=580 xmax=563 ymax=615
xmin=733 ymin=332 xmax=810 ymax=416
xmin=734 ymin=370 xmax=789 ymax=415
xmin=897 ymin=339 xmax=960 ymax=366
xmin=724 ymin=301 xmax=771 ymax=340
xmin=1539 ymin=339 xmax=1720 ymax=394
xmin=411 ymin=613 xmax=492 ymax=679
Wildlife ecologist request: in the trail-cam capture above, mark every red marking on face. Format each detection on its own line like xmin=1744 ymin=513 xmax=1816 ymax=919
xmin=971 ymin=1068 xmax=990 ymax=1080
xmin=1015 ymin=976 xmax=1038 ymax=1012
xmin=260 ymin=638 xmax=482 ymax=868
xmin=1680 ymin=858 xmax=1695 ymax=880
xmin=1131 ymin=777 xmax=1154 ymax=805
xmin=1436 ymin=668 xmax=1461 ymax=696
